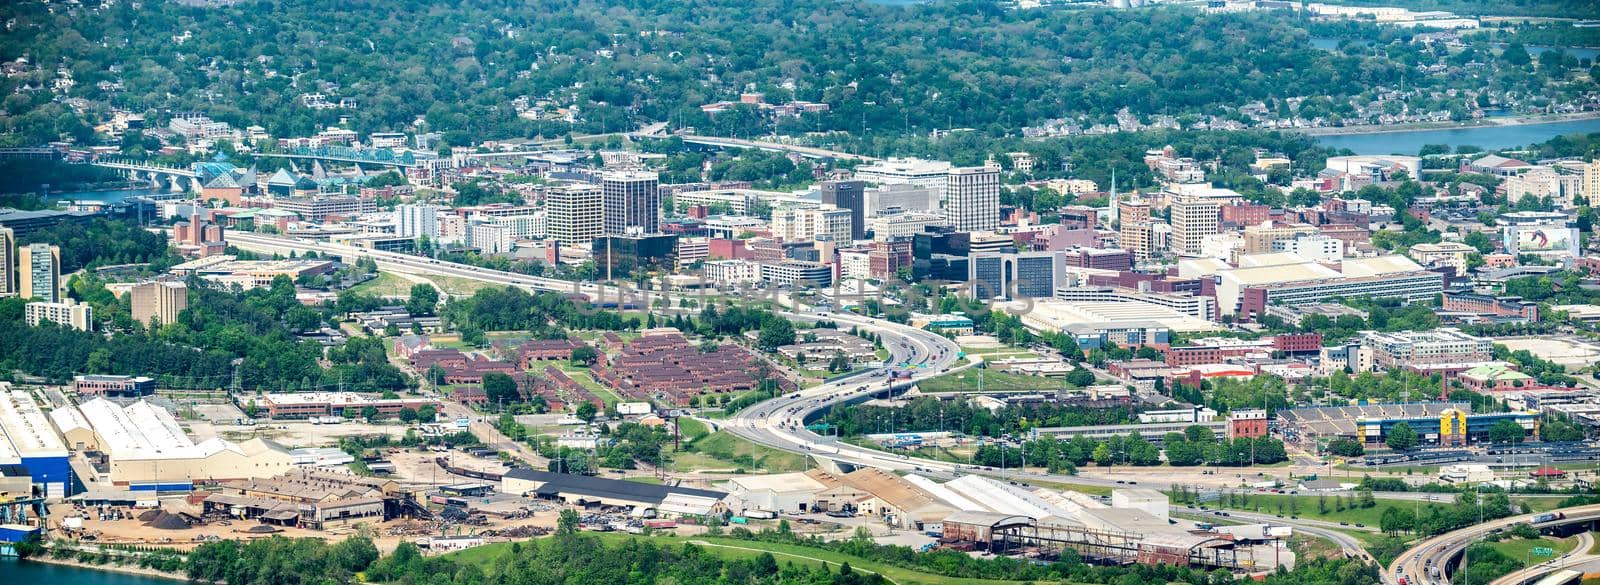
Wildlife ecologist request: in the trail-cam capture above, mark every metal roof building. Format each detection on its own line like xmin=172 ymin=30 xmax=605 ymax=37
xmin=504 ymin=468 xmax=726 ymax=517
xmin=0 ymin=385 xmax=71 ymax=499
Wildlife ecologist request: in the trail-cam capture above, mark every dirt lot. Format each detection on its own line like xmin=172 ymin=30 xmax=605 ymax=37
xmin=213 ymin=421 xmax=411 ymax=448
xmin=1497 ymin=336 xmax=1600 ymax=369
xmin=52 ymin=501 xmax=566 ymax=554
xmin=385 ymin=449 xmax=508 ymax=486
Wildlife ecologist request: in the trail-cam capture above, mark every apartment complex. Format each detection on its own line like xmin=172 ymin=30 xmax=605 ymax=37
xmin=0 ymin=227 xmax=11 ymax=296
xmin=130 ymin=280 xmax=189 ymax=327
xmin=1361 ymin=328 xmax=1492 ymax=369
xmin=25 ymin=298 xmax=91 ymax=330
xmin=395 ymin=204 xmax=440 ymax=238
xmin=772 ymin=205 xmax=853 ymax=243
xmin=18 ymin=243 xmax=60 ymax=302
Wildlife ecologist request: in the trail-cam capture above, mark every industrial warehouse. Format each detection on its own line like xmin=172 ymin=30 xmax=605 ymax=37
xmin=52 ymin=397 xmax=294 ymax=488
xmin=0 ymin=385 xmax=71 ymax=500
xmin=721 ymin=470 xmax=1288 ymax=570
xmin=1276 ymin=402 xmax=1540 ymax=450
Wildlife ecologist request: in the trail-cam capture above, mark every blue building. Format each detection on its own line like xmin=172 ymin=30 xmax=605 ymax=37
xmin=0 ymin=386 xmax=73 ymax=500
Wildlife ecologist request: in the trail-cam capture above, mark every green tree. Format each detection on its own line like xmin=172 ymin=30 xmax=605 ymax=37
xmin=1386 ymin=422 xmax=1419 ymax=452
xmin=758 ymin=317 xmax=796 ymax=350
xmin=557 ymin=508 xmax=581 ymax=535
xmin=1488 ymin=419 xmax=1526 ymax=444
xmin=405 ymin=283 xmax=440 ymax=317
xmin=575 ymin=401 xmax=599 ymax=423
xmin=361 ymin=405 xmax=379 ymax=423
xmin=1327 ymin=438 xmax=1365 ymax=457
xmin=483 ymin=372 xmax=520 ymax=406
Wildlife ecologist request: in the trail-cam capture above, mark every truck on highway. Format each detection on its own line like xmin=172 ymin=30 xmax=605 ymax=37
xmin=1530 ymin=512 xmax=1565 ymax=523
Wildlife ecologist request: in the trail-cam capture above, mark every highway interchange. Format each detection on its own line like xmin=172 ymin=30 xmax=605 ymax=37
xmin=223 ymin=231 xmax=1600 ymax=584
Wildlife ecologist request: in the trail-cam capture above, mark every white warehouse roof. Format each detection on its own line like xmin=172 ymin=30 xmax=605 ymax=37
xmin=904 ymin=474 xmax=987 ymax=512
xmin=77 ymin=398 xmax=195 ymax=459
xmin=0 ymin=386 xmax=68 ymax=457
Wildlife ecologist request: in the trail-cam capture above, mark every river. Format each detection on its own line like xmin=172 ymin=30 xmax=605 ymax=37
xmin=57 ymin=187 xmax=173 ymax=204
xmin=0 ymin=558 xmax=177 ymax=585
xmin=1313 ymin=117 xmax=1600 ymax=155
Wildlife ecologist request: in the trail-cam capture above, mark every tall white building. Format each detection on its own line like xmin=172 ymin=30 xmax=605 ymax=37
xmin=945 ymin=163 xmax=1001 ymax=232
xmin=546 ymin=185 xmax=605 ymax=246
xmin=396 ymin=204 xmax=440 ymax=238
xmin=1170 ymin=196 xmax=1221 ymax=257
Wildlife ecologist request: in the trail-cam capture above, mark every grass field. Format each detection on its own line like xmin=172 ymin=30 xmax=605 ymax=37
xmin=552 ymin=362 xmax=623 ymax=406
xmin=670 ymin=417 xmax=808 ymax=473
xmin=917 ymin=369 xmax=1065 ymax=393
xmin=430 ymin=274 xmax=499 ymax=296
xmin=1481 ymin=535 xmax=1580 ymax=573
xmin=445 ymin=533 xmax=1034 ymax=585
xmin=1209 ymin=493 xmax=1415 ymax=527
xmin=348 ymin=271 xmax=416 ymax=298
xmin=1016 ymin=477 xmax=1115 ymax=497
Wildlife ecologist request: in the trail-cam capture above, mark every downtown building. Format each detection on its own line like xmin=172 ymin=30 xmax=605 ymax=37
xmin=602 ymin=171 xmax=661 ymax=235
xmin=945 ymin=163 xmax=1001 ymax=232
xmin=546 ymin=185 xmax=605 ymax=246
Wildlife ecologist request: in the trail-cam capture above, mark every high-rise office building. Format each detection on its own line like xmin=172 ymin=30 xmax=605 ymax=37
xmin=602 ymin=171 xmax=660 ymax=235
xmin=18 ymin=243 xmax=60 ymax=302
xmin=945 ymin=163 xmax=1001 ymax=232
xmin=968 ymin=251 xmax=1065 ymax=300
xmin=1171 ymin=197 xmax=1221 ymax=257
xmin=820 ymin=180 xmax=866 ymax=240
xmin=396 ymin=204 xmax=440 ymax=238
xmin=131 ymin=280 xmax=189 ymax=327
xmin=0 ymin=226 xmax=13 ymax=296
xmin=547 ymin=185 xmax=605 ymax=246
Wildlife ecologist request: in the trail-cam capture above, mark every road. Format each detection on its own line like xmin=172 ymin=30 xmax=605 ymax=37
xmin=1390 ymin=504 xmax=1600 ymax=585
xmin=1488 ymin=531 xmax=1595 ymax=585
xmin=227 ymin=231 xmax=1381 ymax=559
xmin=1177 ymin=505 xmax=1373 ymax=560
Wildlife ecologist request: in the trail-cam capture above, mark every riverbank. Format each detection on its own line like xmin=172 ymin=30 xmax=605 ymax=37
xmin=21 ymin=554 xmax=189 ymax=583
xmin=1295 ymin=111 xmax=1600 ymax=137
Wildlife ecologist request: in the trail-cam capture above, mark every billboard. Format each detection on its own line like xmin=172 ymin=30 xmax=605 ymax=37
xmin=1504 ymin=226 xmax=1578 ymax=256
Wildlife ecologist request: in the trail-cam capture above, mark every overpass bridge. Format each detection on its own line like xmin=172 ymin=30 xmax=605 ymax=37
xmin=254 ymin=145 xmax=423 ymax=169
xmin=678 ymin=135 xmax=878 ymax=162
xmin=91 ymin=158 xmax=201 ymax=193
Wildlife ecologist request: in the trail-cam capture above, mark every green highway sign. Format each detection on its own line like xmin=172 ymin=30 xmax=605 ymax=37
xmin=1532 ymin=547 xmax=1554 ymax=557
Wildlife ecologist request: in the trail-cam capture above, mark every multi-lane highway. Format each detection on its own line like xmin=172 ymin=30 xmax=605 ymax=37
xmin=718 ymin=310 xmax=973 ymax=475
xmin=226 ymin=231 xmax=1383 ymax=559
xmin=1390 ymin=505 xmax=1600 ymax=585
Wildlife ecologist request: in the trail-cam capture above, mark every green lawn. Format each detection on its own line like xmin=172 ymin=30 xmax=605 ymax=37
xmin=446 ymin=534 xmax=1036 ymax=585
xmin=1015 ymin=477 xmax=1114 ymax=497
xmin=1208 ymin=493 xmax=1414 ymax=527
xmin=552 ymin=362 xmax=623 ymax=406
xmin=916 ymin=369 xmax=1066 ymax=393
xmin=348 ymin=271 xmax=417 ymax=298
xmin=1481 ymin=535 xmax=1580 ymax=573
xmin=669 ymin=421 xmax=809 ymax=473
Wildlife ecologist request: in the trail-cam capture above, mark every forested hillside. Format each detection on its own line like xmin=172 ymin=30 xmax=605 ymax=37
xmin=4 ymin=0 xmax=1579 ymax=147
